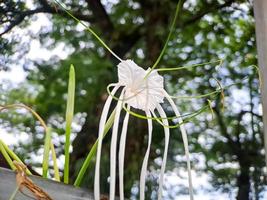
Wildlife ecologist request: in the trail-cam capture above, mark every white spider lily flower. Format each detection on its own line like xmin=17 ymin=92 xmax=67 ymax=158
xmin=94 ymin=59 xmax=194 ymax=200
xmin=118 ymin=60 xmax=164 ymax=111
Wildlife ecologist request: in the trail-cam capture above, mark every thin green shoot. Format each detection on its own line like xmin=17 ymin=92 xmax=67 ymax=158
xmin=0 ymin=140 xmax=32 ymax=175
xmin=64 ymin=65 xmax=76 ymax=184
xmin=213 ymin=78 xmax=225 ymax=112
xmin=207 ymin=99 xmax=215 ymax=120
xmin=8 ymin=185 xmax=19 ymax=200
xmin=51 ymin=143 xmax=60 ymax=181
xmin=123 ymin=103 xmax=209 ymax=129
xmin=0 ymin=140 xmax=16 ymax=170
xmin=251 ymin=64 xmax=262 ymax=88
xmin=147 ymin=0 xmax=184 ymax=75
xmin=53 ymin=0 xmax=122 ymax=62
xmin=42 ymin=127 xmax=52 ymax=178
xmin=157 ymin=59 xmax=223 ymax=72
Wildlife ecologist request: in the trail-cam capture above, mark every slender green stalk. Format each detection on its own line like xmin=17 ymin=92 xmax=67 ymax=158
xmin=8 ymin=186 xmax=19 ymax=200
xmin=50 ymin=142 xmax=60 ymax=181
xmin=157 ymin=59 xmax=222 ymax=72
xmin=74 ymin=109 xmax=116 ymax=186
xmin=0 ymin=141 xmax=15 ymax=170
xmin=145 ymin=0 xmax=184 ymax=79
xmin=53 ymin=0 xmax=122 ymax=62
xmin=1 ymin=140 xmax=32 ymax=175
xmin=42 ymin=127 xmax=52 ymax=178
xmin=64 ymin=65 xmax=76 ymax=184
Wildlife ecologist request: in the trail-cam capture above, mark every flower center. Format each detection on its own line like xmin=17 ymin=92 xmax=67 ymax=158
xmin=117 ymin=60 xmax=164 ymax=111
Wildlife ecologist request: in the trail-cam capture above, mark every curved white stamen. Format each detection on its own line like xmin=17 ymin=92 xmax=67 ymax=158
xmin=94 ymin=85 xmax=120 ymax=200
xmin=155 ymin=105 xmax=170 ymax=200
xmin=110 ymin=91 xmax=124 ymax=200
xmin=164 ymin=90 xmax=194 ymax=200
xmin=118 ymin=104 xmax=130 ymax=200
xmin=140 ymin=111 xmax=153 ymax=200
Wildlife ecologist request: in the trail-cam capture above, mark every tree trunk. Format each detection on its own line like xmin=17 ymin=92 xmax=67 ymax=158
xmin=236 ymin=168 xmax=250 ymax=200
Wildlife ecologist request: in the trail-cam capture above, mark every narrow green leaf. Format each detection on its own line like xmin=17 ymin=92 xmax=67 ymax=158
xmin=50 ymin=142 xmax=60 ymax=181
xmin=1 ymin=140 xmax=32 ymax=175
xmin=74 ymin=109 xmax=116 ymax=186
xmin=0 ymin=140 xmax=15 ymax=170
xmin=8 ymin=186 xmax=19 ymax=200
xmin=42 ymin=127 xmax=52 ymax=178
xmin=64 ymin=64 xmax=75 ymax=184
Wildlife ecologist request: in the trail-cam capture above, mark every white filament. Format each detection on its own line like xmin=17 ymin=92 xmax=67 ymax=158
xmin=118 ymin=105 xmax=130 ymax=200
xmin=164 ymin=90 xmax=194 ymax=200
xmin=94 ymin=85 xmax=120 ymax=200
xmin=156 ymin=104 xmax=170 ymax=200
xmin=110 ymin=91 xmax=124 ymax=200
xmin=140 ymin=111 xmax=153 ymax=200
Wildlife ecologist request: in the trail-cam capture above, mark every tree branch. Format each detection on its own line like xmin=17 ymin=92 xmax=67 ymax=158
xmin=182 ymin=0 xmax=235 ymax=27
xmin=0 ymin=8 xmax=46 ymax=36
xmin=0 ymin=3 xmax=95 ymax=36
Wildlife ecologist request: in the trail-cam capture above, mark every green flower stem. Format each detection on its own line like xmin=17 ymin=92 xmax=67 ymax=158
xmin=74 ymin=109 xmax=116 ymax=186
xmin=145 ymin=0 xmax=184 ymax=78
xmin=53 ymin=0 xmax=122 ymax=62
xmin=156 ymin=59 xmax=222 ymax=72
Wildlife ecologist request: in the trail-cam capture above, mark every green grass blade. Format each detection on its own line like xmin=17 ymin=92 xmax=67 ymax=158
xmin=74 ymin=109 xmax=116 ymax=186
xmin=50 ymin=142 xmax=60 ymax=181
xmin=0 ymin=140 xmax=15 ymax=170
xmin=64 ymin=64 xmax=76 ymax=184
xmin=42 ymin=127 xmax=52 ymax=178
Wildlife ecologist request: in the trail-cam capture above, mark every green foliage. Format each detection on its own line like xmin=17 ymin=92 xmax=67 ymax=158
xmin=0 ymin=0 xmax=265 ymax=199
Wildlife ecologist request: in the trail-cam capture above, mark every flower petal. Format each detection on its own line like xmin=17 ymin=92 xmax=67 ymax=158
xmin=110 ymin=91 xmax=124 ymax=200
xmin=118 ymin=105 xmax=130 ymax=200
xmin=94 ymin=85 xmax=120 ymax=200
xmin=164 ymin=90 xmax=194 ymax=200
xmin=118 ymin=60 xmax=164 ymax=111
xmin=140 ymin=111 xmax=153 ymax=200
xmin=155 ymin=105 xmax=170 ymax=200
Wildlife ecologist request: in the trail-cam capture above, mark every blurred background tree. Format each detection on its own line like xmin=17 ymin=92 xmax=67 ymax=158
xmin=0 ymin=0 xmax=265 ymax=199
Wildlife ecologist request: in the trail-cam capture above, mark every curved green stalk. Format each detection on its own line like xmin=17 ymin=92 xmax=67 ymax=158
xmin=0 ymin=140 xmax=32 ymax=175
xmin=0 ymin=141 xmax=15 ymax=170
xmin=145 ymin=0 xmax=184 ymax=78
xmin=157 ymin=59 xmax=223 ymax=72
xmin=53 ymin=0 xmax=122 ymax=62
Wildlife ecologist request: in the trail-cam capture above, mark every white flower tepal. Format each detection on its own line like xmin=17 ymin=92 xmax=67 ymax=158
xmin=118 ymin=60 xmax=164 ymax=111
